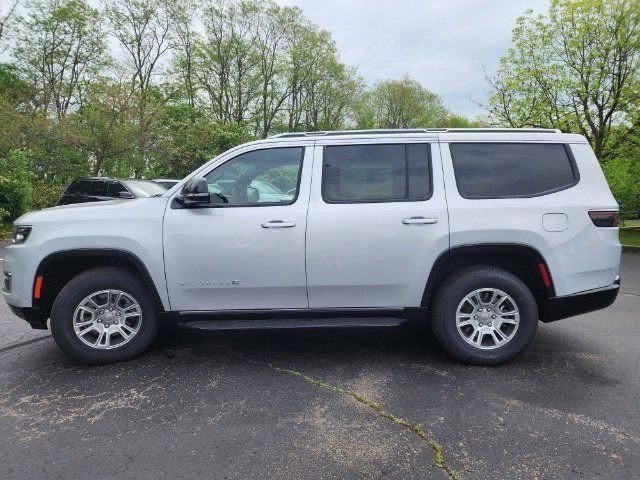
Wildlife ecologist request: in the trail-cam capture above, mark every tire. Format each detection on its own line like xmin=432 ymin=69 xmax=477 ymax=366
xmin=50 ymin=266 xmax=158 ymax=365
xmin=431 ymin=266 xmax=538 ymax=366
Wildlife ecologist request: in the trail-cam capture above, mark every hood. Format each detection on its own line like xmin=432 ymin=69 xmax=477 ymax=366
xmin=14 ymin=198 xmax=169 ymax=225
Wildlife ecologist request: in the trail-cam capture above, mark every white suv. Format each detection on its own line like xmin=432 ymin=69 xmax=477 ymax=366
xmin=2 ymin=129 xmax=621 ymax=365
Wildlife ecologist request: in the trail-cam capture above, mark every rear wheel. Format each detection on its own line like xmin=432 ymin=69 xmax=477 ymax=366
xmin=50 ymin=266 xmax=158 ymax=364
xmin=431 ymin=266 xmax=538 ymax=365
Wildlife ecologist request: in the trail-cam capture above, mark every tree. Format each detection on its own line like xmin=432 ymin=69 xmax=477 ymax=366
xmin=166 ymin=0 xmax=199 ymax=114
xmin=105 ymin=0 xmax=173 ymax=176
xmin=0 ymin=0 xmax=18 ymax=52
xmin=362 ymin=75 xmax=466 ymax=129
xmin=73 ymin=81 xmax=137 ymax=176
xmin=196 ymin=0 xmax=261 ymax=126
xmin=13 ymin=0 xmax=108 ymax=118
xmin=486 ymin=0 xmax=640 ymax=159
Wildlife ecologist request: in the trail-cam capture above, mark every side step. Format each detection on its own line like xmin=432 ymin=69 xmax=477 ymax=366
xmin=186 ymin=317 xmax=406 ymax=331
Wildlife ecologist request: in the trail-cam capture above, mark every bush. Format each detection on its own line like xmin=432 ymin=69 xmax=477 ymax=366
xmin=602 ymin=156 xmax=640 ymax=221
xmin=0 ymin=150 xmax=34 ymax=221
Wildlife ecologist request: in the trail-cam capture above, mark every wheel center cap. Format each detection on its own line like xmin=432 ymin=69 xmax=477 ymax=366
xmin=104 ymin=313 xmax=115 ymax=322
xmin=479 ymin=312 xmax=491 ymax=322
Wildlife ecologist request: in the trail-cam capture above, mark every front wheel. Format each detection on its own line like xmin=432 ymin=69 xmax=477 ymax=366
xmin=50 ymin=266 xmax=158 ymax=365
xmin=431 ymin=266 xmax=538 ymax=365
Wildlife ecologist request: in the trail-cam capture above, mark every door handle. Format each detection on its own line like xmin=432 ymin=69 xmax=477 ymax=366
xmin=402 ymin=216 xmax=438 ymax=225
xmin=261 ymin=220 xmax=296 ymax=229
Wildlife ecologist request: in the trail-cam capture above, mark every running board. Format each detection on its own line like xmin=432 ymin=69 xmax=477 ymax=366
xmin=186 ymin=317 xmax=406 ymax=331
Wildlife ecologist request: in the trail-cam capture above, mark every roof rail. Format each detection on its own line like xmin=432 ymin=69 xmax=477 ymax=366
xmin=270 ymin=129 xmax=434 ymax=138
xmin=269 ymin=127 xmax=561 ymax=138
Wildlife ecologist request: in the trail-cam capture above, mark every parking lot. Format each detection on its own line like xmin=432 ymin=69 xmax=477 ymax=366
xmin=0 ymin=253 xmax=638 ymax=479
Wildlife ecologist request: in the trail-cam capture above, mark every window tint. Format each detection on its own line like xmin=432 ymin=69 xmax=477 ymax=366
xmin=450 ymin=143 xmax=578 ymax=199
xmin=66 ymin=180 xmax=89 ymax=194
xmin=89 ymin=180 xmax=107 ymax=196
xmin=107 ymin=181 xmax=129 ymax=197
xmin=322 ymin=144 xmax=431 ymax=203
xmin=204 ymin=147 xmax=303 ymax=206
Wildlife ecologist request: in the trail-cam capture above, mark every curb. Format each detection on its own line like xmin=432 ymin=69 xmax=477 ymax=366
xmin=622 ymin=245 xmax=640 ymax=254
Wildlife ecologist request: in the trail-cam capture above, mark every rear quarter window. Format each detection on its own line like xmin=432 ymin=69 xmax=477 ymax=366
xmin=450 ymin=143 xmax=578 ymax=199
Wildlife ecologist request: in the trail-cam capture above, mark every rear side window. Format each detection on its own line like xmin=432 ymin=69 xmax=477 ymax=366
xmin=322 ymin=144 xmax=431 ymax=203
xmin=450 ymin=143 xmax=578 ymax=199
xmin=89 ymin=180 xmax=108 ymax=196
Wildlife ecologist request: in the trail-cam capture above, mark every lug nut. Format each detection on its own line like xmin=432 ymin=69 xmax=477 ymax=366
xmin=492 ymin=314 xmax=496 ymax=319
xmin=488 ymin=322 xmax=492 ymax=327
xmin=474 ymin=315 xmax=479 ymax=319
xmin=478 ymin=322 xmax=483 ymax=327
xmin=478 ymin=308 xmax=483 ymax=312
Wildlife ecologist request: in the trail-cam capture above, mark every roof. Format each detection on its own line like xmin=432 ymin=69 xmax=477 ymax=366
xmin=265 ymin=128 xmax=587 ymax=144
xmin=76 ymin=177 xmax=158 ymax=182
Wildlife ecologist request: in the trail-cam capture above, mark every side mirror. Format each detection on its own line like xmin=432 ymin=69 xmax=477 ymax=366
xmin=117 ymin=191 xmax=135 ymax=199
xmin=175 ymin=178 xmax=210 ymax=208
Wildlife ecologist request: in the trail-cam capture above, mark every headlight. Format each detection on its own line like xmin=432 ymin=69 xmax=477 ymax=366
xmin=11 ymin=225 xmax=32 ymax=245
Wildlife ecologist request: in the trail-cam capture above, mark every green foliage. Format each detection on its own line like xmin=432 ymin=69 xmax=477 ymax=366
xmin=0 ymin=149 xmax=34 ymax=221
xmin=151 ymin=104 xmax=251 ymax=179
xmin=603 ymin=157 xmax=640 ymax=220
xmin=360 ymin=75 xmax=470 ymax=129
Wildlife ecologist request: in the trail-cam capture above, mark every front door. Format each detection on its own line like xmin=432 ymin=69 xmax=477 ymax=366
xmin=305 ymin=140 xmax=450 ymax=308
xmin=163 ymin=145 xmax=312 ymax=311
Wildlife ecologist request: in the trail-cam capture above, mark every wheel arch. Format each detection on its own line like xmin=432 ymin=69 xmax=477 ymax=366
xmin=422 ymin=244 xmax=555 ymax=317
xmin=33 ymin=249 xmax=166 ymax=321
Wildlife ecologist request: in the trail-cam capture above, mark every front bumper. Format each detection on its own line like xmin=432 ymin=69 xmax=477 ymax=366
xmin=541 ymin=277 xmax=620 ymax=322
xmin=6 ymin=303 xmax=48 ymax=330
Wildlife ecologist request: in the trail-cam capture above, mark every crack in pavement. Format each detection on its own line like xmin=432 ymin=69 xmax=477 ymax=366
xmin=231 ymin=350 xmax=461 ymax=480
xmin=0 ymin=334 xmax=52 ymax=355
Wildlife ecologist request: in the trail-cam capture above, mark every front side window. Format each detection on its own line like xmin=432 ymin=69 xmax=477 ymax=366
xmin=322 ymin=143 xmax=432 ymax=203
xmin=203 ymin=147 xmax=303 ymax=206
xmin=450 ymin=143 xmax=578 ymax=199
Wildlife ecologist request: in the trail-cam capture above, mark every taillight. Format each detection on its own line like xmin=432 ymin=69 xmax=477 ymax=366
xmin=589 ymin=211 xmax=618 ymax=227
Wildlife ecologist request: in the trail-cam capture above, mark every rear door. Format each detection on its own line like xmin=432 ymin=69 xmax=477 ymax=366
xmin=305 ymin=138 xmax=450 ymax=308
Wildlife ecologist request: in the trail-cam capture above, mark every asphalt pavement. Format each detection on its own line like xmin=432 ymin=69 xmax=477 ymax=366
xmin=0 ymin=253 xmax=638 ymax=479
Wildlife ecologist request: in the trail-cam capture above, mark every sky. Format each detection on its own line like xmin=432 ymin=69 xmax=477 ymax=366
xmin=276 ymin=0 xmax=550 ymax=119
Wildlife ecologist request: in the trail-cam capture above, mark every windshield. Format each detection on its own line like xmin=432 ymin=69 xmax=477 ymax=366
xmin=125 ymin=180 xmax=168 ymax=197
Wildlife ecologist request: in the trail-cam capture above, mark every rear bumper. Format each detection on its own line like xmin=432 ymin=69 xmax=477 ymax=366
xmin=541 ymin=277 xmax=620 ymax=322
xmin=6 ymin=303 xmax=48 ymax=330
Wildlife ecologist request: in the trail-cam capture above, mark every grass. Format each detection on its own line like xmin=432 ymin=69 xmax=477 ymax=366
xmin=620 ymin=228 xmax=640 ymax=247
xmin=622 ymin=219 xmax=640 ymax=228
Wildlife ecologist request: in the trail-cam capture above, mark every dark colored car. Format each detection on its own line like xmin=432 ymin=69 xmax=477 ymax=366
xmin=57 ymin=178 xmax=168 ymax=206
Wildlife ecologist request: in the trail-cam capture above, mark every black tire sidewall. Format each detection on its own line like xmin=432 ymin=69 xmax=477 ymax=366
xmin=432 ymin=267 xmax=538 ymax=365
xmin=50 ymin=267 xmax=158 ymax=364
